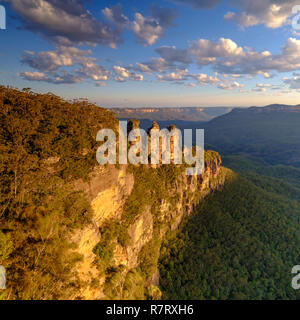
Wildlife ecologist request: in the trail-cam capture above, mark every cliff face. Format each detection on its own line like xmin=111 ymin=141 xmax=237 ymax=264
xmin=72 ymin=166 xmax=134 ymax=299
xmin=73 ymin=153 xmax=226 ymax=300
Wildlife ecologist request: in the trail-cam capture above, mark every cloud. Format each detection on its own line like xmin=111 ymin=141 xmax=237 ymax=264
xmin=21 ymin=46 xmax=90 ymax=72
xmin=189 ymin=37 xmax=300 ymax=76
xmin=263 ymin=72 xmax=273 ymax=79
xmin=76 ymin=57 xmax=110 ymax=81
xmin=6 ymin=0 xmax=129 ymax=47
xmin=132 ymin=13 xmax=164 ymax=46
xmin=189 ymin=73 xmax=220 ymax=85
xmin=113 ymin=66 xmax=143 ymax=81
xmin=224 ymin=0 xmax=299 ymax=29
xmin=50 ymin=72 xmax=82 ymax=84
xmin=8 ymin=1 xmax=179 ymax=48
xmin=20 ymin=45 xmax=145 ymax=85
xmin=252 ymin=87 xmax=267 ymax=92
xmin=95 ymin=82 xmax=107 ymax=87
xmin=20 ymin=71 xmax=48 ymax=81
xmin=224 ymin=11 xmax=259 ymax=28
xmin=132 ymin=63 xmax=154 ymax=74
xmin=283 ymin=75 xmax=300 ymax=89
xmin=185 ymin=82 xmax=197 ymax=87
xmin=20 ymin=71 xmax=81 ymax=84
xmin=150 ymin=4 xmax=178 ymax=28
xmin=169 ymin=0 xmax=221 ymax=9
xmin=256 ymin=83 xmax=272 ymax=88
xmin=157 ymin=69 xmax=188 ymax=81
xmin=102 ymin=4 xmax=129 ymax=28
xmin=131 ymin=45 xmax=191 ymax=74
xmin=189 ymin=38 xmax=244 ymax=66
xmin=131 ymin=36 xmax=300 ymax=92
xmin=130 ymin=57 xmax=174 ymax=74
xmin=132 ymin=6 xmax=177 ymax=46
xmin=156 ymin=69 xmax=224 ymax=88
xmin=155 ymin=46 xmax=192 ymax=64
xmin=20 ymin=45 xmax=111 ymax=84
xmin=155 ymin=69 xmax=243 ymax=90
xmin=270 ymin=85 xmax=281 ymax=90
xmin=217 ymin=81 xmax=244 ymax=90
xmin=113 ymin=66 xmax=131 ymax=78
xmin=252 ymin=83 xmax=282 ymax=92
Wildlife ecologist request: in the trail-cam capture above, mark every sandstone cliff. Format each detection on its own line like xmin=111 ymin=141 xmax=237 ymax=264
xmin=73 ymin=150 xmax=227 ymax=300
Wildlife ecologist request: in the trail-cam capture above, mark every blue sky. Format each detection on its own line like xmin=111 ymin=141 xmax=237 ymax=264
xmin=1 ymin=0 xmax=300 ymax=107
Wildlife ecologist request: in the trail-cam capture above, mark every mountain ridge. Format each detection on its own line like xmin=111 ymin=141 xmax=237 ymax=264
xmin=110 ymin=107 xmax=233 ymax=122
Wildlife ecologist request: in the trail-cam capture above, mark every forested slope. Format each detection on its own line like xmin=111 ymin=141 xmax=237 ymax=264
xmin=160 ymin=167 xmax=300 ymax=300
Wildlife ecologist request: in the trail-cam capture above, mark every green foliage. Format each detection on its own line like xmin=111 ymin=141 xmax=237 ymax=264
xmin=138 ymin=238 xmax=161 ymax=279
xmin=93 ymin=243 xmax=114 ymax=267
xmin=122 ymin=269 xmax=146 ymax=300
xmin=223 ymin=154 xmax=300 ymax=189
xmin=0 ymin=86 xmax=117 ymax=299
xmin=99 ymin=219 xmax=130 ymax=247
xmin=205 ymin=150 xmax=221 ymax=163
xmin=103 ymin=265 xmax=126 ymax=299
xmin=123 ymin=164 xmax=185 ymax=225
xmin=159 ymin=172 xmax=300 ymax=300
xmin=0 ymin=231 xmax=13 ymax=264
xmin=146 ymin=285 xmax=162 ymax=300
xmin=93 ymin=219 xmax=130 ymax=274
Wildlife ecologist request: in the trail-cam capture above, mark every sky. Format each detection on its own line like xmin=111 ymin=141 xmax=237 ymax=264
xmin=1 ymin=0 xmax=300 ymax=107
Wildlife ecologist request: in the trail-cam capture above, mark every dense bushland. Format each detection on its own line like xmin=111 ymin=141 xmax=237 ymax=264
xmin=160 ymin=168 xmax=300 ymax=300
xmin=0 ymin=86 xmax=117 ymax=299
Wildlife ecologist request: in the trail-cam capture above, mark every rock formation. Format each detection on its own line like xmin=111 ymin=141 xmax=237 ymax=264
xmin=73 ymin=145 xmax=227 ymax=299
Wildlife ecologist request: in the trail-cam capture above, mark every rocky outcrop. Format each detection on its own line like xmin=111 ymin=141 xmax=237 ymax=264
xmin=72 ymin=123 xmax=226 ymax=300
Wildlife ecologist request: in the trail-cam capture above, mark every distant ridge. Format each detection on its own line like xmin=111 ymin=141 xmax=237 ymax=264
xmin=232 ymin=104 xmax=300 ymax=114
xmin=203 ymin=103 xmax=300 ymax=167
xmin=109 ymin=107 xmax=233 ymax=122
